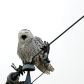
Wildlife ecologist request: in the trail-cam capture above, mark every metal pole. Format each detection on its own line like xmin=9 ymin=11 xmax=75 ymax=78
xmin=32 ymin=15 xmax=84 ymax=60
xmin=24 ymin=71 xmax=31 ymax=84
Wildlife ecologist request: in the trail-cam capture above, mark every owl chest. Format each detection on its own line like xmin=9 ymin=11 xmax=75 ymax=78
xmin=18 ymin=44 xmax=36 ymax=57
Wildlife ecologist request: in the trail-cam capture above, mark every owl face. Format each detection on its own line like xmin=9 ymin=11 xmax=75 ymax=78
xmin=18 ymin=29 xmax=33 ymax=44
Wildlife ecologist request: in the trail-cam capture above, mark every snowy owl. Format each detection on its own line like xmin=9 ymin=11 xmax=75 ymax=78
xmin=17 ymin=29 xmax=54 ymax=74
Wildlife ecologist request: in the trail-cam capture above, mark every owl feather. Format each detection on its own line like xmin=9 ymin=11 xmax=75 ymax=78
xmin=17 ymin=29 xmax=54 ymax=74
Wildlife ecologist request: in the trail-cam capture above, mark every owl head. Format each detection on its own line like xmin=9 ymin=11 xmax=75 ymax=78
xmin=18 ymin=29 xmax=33 ymax=45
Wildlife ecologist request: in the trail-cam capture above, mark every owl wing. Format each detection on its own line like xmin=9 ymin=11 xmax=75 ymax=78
xmin=34 ymin=36 xmax=48 ymax=58
xmin=34 ymin=36 xmax=54 ymax=74
xmin=34 ymin=36 xmax=44 ymax=46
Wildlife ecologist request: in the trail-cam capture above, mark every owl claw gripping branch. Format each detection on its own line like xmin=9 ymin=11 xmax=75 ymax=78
xmin=40 ymin=41 xmax=50 ymax=55
xmin=40 ymin=41 xmax=50 ymax=64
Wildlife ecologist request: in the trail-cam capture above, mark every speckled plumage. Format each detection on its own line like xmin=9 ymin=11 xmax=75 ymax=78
xmin=17 ymin=29 xmax=54 ymax=74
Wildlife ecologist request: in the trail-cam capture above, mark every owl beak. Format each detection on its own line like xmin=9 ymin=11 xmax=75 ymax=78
xmin=21 ymin=35 xmax=27 ymax=40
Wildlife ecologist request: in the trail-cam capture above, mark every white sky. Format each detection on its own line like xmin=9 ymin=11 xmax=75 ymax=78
xmin=0 ymin=0 xmax=84 ymax=84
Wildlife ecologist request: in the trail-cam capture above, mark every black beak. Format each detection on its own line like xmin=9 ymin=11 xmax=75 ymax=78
xmin=22 ymin=35 xmax=27 ymax=40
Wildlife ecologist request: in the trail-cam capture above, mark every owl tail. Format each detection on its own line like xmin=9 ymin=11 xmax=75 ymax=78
xmin=36 ymin=61 xmax=54 ymax=74
xmin=47 ymin=63 xmax=54 ymax=72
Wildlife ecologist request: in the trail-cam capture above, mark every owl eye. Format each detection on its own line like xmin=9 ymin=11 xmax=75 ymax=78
xmin=25 ymin=32 xmax=28 ymax=33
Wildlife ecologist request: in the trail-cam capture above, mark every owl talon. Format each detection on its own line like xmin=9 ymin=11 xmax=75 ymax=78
xmin=41 ymin=41 xmax=50 ymax=54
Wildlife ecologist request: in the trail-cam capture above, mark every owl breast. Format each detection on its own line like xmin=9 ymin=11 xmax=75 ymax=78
xmin=17 ymin=39 xmax=41 ymax=64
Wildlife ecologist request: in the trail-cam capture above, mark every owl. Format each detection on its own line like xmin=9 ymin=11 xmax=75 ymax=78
xmin=17 ymin=29 xmax=54 ymax=74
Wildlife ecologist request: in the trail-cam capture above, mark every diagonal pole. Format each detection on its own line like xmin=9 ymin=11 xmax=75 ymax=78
xmin=49 ymin=15 xmax=84 ymax=45
xmin=32 ymin=15 xmax=84 ymax=60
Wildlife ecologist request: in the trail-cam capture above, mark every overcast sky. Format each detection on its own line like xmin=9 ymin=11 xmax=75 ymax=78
xmin=0 ymin=0 xmax=84 ymax=84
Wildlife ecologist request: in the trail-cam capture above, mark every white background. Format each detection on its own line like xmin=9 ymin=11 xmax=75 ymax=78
xmin=0 ymin=0 xmax=84 ymax=84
